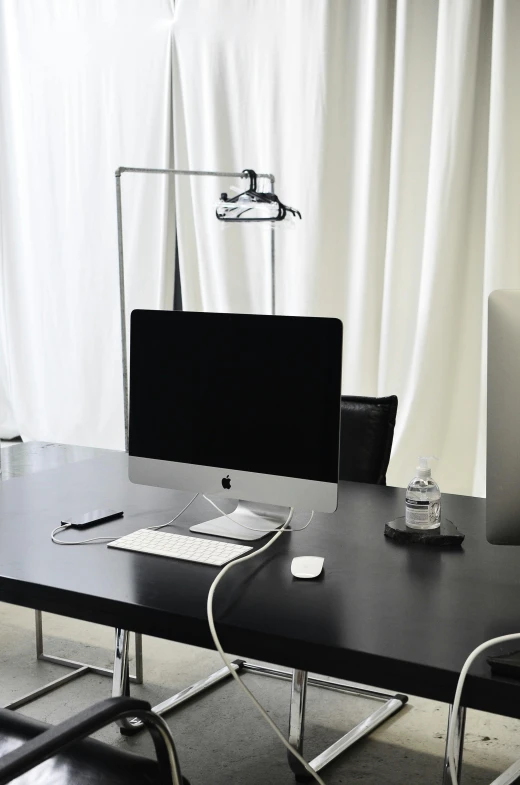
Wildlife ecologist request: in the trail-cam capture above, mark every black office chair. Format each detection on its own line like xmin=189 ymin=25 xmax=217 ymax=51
xmin=339 ymin=394 xmax=398 ymax=484
xmin=0 ymin=697 xmax=189 ymax=785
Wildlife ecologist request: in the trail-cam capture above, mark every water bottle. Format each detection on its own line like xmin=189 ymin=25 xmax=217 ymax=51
xmin=405 ymin=456 xmax=441 ymax=530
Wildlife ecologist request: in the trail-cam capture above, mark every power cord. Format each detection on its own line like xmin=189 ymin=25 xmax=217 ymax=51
xmin=447 ymin=632 xmax=520 ymax=785
xmin=51 ymin=492 xmax=323 ymax=780
xmin=203 ymin=494 xmax=314 ymax=533
xmin=51 ymin=494 xmax=199 ymax=545
xmin=206 ymin=507 xmax=327 ymax=785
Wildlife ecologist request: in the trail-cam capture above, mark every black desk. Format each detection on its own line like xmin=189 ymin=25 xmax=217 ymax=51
xmin=0 ymin=448 xmax=519 ymax=723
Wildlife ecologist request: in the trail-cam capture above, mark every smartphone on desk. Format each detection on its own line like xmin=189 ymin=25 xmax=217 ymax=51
xmin=61 ymin=509 xmax=124 ymax=529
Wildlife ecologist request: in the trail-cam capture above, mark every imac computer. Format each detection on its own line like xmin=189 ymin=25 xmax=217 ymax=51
xmin=487 ymin=289 xmax=520 ymax=544
xmin=128 ymin=310 xmax=343 ymax=541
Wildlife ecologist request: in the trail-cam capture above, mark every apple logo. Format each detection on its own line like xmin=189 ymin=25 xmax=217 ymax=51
xmin=222 ymin=475 xmax=231 ymax=490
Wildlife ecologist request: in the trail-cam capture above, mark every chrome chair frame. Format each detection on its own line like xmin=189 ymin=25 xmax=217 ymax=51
xmin=442 ymin=704 xmax=520 ymax=785
xmin=0 ymin=696 xmax=185 ymax=785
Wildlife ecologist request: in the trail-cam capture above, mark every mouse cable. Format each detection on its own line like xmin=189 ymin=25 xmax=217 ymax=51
xmin=206 ymin=507 xmax=327 ymax=785
xmin=203 ymin=494 xmax=314 ymax=533
xmin=447 ymin=632 xmax=520 ymax=785
xmin=51 ymin=494 xmax=199 ymax=545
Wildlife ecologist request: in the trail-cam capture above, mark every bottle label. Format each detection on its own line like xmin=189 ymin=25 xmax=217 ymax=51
xmin=405 ymin=499 xmax=431 ymax=527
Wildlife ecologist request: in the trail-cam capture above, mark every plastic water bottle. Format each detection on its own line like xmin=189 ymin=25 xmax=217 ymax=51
xmin=405 ymin=456 xmax=441 ymax=530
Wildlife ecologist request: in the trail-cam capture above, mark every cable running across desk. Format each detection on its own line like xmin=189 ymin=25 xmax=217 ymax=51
xmin=51 ymin=494 xmax=199 ymax=545
xmin=206 ymin=507 xmax=327 ymax=785
xmin=51 ymin=494 xmax=323 ymax=780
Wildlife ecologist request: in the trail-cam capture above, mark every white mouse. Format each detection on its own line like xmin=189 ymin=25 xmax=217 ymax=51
xmin=291 ymin=556 xmax=324 ymax=579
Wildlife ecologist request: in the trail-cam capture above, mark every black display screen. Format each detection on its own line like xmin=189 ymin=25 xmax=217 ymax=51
xmin=129 ymin=310 xmax=343 ymax=483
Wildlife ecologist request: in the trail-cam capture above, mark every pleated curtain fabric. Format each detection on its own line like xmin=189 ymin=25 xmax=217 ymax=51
xmin=1 ymin=0 xmax=520 ymax=496
xmin=0 ymin=0 xmax=177 ymax=450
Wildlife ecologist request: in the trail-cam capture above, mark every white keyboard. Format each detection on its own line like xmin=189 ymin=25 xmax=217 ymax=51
xmin=108 ymin=528 xmax=253 ymax=566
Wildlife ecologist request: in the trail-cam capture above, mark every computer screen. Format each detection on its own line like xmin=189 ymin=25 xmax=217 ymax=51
xmin=129 ymin=310 xmax=343 ymax=515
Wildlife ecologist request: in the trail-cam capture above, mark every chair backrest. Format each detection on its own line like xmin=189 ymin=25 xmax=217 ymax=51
xmin=339 ymin=395 xmax=398 ymax=485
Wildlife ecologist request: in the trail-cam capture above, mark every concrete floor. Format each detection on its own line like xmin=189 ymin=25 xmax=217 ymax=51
xmin=1 ymin=604 xmax=520 ymax=783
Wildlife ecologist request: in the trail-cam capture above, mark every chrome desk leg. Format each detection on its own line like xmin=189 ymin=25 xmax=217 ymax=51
xmin=35 ymin=610 xmax=44 ymax=657
xmin=35 ymin=612 xmax=140 ymax=680
xmin=489 ymin=758 xmax=520 ymax=785
xmin=116 ymin=653 xmax=407 ymax=775
xmin=443 ymin=705 xmax=467 ymax=785
xmin=113 ymin=628 xmax=143 ymax=733
xmin=112 ymin=627 xmax=130 ymax=699
xmin=287 ymin=669 xmax=309 ymax=778
xmin=7 ymin=612 xmax=142 ymax=711
xmin=4 ymin=666 xmax=90 ymax=710
xmin=282 ymin=664 xmax=406 ymax=779
xmin=117 ymin=659 xmax=241 ymax=735
xmin=134 ymin=632 xmax=144 ymax=684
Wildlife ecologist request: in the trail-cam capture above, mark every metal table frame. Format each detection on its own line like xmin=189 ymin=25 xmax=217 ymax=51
xmin=111 ymin=626 xmax=407 ymax=778
xmin=4 ymin=611 xmax=143 ymax=711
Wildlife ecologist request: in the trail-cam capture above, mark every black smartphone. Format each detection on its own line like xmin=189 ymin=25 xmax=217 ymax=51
xmin=61 ymin=509 xmax=124 ymax=528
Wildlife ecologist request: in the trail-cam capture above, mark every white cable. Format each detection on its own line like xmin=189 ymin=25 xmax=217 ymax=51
xmin=206 ymin=507 xmax=327 ymax=785
xmin=51 ymin=523 xmax=117 ymax=545
xmin=448 ymin=632 xmax=520 ymax=785
xmin=148 ymin=494 xmax=199 ymax=530
xmin=51 ymin=494 xmax=199 ymax=545
xmin=203 ymin=494 xmax=314 ymax=533
xmin=52 ymin=493 xmax=322 ymax=780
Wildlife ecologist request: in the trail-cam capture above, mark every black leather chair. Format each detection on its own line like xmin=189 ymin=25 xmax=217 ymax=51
xmin=339 ymin=395 xmax=398 ymax=484
xmin=0 ymin=697 xmax=189 ymax=785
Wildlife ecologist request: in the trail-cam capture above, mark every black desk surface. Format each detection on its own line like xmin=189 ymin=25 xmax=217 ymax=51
xmin=1 ymin=449 xmax=520 ymax=719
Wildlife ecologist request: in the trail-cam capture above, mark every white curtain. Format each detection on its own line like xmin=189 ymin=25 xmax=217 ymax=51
xmin=0 ymin=0 xmax=175 ymax=449
xmin=2 ymin=0 xmax=520 ymax=495
xmin=173 ymin=0 xmax=520 ymax=496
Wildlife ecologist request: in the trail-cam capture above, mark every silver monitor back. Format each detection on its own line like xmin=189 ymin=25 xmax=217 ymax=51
xmin=128 ymin=311 xmax=343 ymax=536
xmin=487 ymin=290 xmax=520 ymax=544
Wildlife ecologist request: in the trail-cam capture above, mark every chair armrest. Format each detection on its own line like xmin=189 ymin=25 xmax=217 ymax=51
xmin=0 ymin=697 xmax=152 ymax=784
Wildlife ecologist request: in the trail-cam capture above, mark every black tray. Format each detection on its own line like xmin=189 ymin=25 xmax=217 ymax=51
xmin=384 ymin=517 xmax=464 ymax=547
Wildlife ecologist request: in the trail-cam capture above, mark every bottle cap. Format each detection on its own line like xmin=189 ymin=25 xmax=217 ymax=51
xmin=416 ymin=456 xmax=438 ymax=479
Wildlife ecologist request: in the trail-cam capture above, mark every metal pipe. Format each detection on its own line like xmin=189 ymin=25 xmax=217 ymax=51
xmin=35 ymin=610 xmax=43 ymax=658
xmin=116 ymin=167 xmax=277 ymax=444
xmin=37 ymin=653 xmax=139 ymax=683
xmin=112 ymin=628 xmax=130 ymax=698
xmin=490 ymin=758 xmax=520 ymax=785
xmin=118 ymin=663 xmax=240 ymax=734
xmin=240 ymin=661 xmax=403 ymax=701
xmin=4 ymin=666 xmax=90 ymax=710
xmin=270 ymin=175 xmax=276 ymax=315
xmin=287 ymin=669 xmax=308 ymax=776
xmin=115 ymin=172 xmax=129 ymax=452
xmin=443 ymin=704 xmax=467 ymax=785
xmin=116 ymin=167 xmax=274 ymax=182
xmin=134 ymin=632 xmax=144 ymax=684
xmin=310 ymin=697 xmax=406 ymax=773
